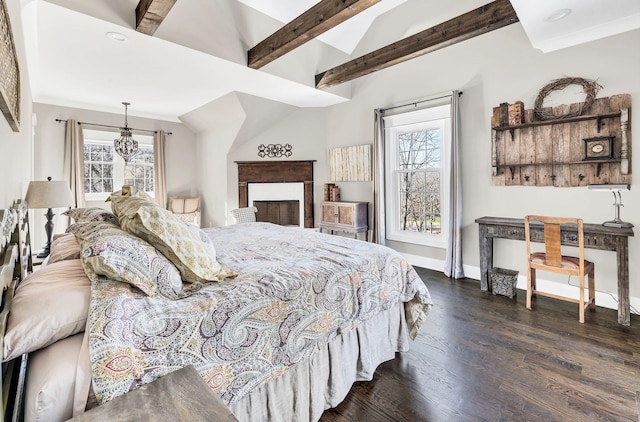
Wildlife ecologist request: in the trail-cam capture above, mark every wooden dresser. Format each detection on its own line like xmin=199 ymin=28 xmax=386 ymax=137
xmin=320 ymin=201 xmax=368 ymax=241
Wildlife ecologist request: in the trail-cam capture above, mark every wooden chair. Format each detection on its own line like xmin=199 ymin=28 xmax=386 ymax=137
xmin=524 ymin=215 xmax=595 ymax=323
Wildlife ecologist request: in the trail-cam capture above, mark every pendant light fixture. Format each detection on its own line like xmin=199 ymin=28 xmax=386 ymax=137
xmin=114 ymin=102 xmax=139 ymax=163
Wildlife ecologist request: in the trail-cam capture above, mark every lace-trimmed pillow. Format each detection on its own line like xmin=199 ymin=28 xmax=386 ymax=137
xmin=68 ymin=220 xmax=200 ymax=299
xmin=109 ymin=193 xmax=236 ymax=283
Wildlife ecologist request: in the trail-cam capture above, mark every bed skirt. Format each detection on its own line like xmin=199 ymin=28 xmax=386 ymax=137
xmin=228 ymin=302 xmax=410 ymax=422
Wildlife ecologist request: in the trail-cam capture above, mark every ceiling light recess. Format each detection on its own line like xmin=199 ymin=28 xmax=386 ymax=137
xmin=106 ymin=32 xmax=128 ymax=42
xmin=545 ymin=9 xmax=572 ymax=22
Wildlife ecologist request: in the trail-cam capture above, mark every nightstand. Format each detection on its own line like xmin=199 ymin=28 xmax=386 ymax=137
xmin=69 ymin=365 xmax=238 ymax=421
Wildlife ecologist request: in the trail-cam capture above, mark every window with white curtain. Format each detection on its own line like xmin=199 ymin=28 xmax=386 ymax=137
xmin=384 ymin=104 xmax=451 ymax=248
xmin=83 ymin=129 xmax=154 ymax=201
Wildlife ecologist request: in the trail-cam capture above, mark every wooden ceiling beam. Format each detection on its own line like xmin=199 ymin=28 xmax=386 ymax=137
xmin=315 ymin=0 xmax=519 ymax=89
xmin=248 ymin=0 xmax=381 ymax=69
xmin=136 ymin=0 xmax=178 ymax=36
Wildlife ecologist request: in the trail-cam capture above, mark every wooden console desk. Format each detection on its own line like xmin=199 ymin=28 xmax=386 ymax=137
xmin=475 ymin=216 xmax=634 ymax=326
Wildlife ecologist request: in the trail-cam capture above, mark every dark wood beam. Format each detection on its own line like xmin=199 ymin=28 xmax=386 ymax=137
xmin=315 ymin=0 xmax=519 ymax=89
xmin=248 ymin=0 xmax=381 ymax=69
xmin=136 ymin=0 xmax=177 ymax=36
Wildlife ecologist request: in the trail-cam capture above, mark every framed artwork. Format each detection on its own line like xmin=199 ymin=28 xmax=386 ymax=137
xmin=0 ymin=0 xmax=20 ymax=132
xmin=583 ymin=136 xmax=614 ymax=160
xmin=329 ymin=144 xmax=372 ymax=182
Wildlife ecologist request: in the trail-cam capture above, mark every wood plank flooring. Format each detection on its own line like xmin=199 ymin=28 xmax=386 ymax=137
xmin=321 ymin=267 xmax=640 ymax=422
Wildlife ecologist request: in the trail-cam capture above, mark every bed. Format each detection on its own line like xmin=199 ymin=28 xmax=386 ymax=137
xmin=1 ymin=189 xmax=432 ymax=422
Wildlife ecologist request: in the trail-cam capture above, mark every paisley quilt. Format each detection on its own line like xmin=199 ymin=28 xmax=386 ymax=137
xmin=88 ymin=223 xmax=432 ymax=406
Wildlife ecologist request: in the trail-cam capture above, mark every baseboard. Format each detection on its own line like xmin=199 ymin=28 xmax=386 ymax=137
xmin=400 ymin=253 xmax=639 ymax=316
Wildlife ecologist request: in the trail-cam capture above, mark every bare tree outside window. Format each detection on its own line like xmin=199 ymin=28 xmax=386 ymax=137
xmin=84 ymin=144 xmax=114 ymax=193
xmin=124 ymin=145 xmax=154 ymax=192
xmin=397 ymin=128 xmax=441 ymax=234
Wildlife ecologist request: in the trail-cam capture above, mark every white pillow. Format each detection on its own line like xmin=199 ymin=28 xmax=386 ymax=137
xmin=3 ymin=260 xmax=90 ymax=361
xmin=25 ymin=333 xmax=84 ymax=422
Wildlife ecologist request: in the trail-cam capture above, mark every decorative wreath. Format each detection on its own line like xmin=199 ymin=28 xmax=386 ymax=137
xmin=533 ymin=77 xmax=602 ymax=121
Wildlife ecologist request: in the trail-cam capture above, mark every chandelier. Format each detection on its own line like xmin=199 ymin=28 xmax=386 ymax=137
xmin=114 ymin=102 xmax=139 ymax=163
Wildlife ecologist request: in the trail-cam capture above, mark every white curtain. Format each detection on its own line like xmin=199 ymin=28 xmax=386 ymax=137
xmin=444 ymin=91 xmax=464 ymax=279
xmin=154 ymin=130 xmax=167 ymax=208
xmin=61 ymin=120 xmax=85 ymax=229
xmin=63 ymin=120 xmax=85 ymax=208
xmin=372 ymin=109 xmax=386 ymax=245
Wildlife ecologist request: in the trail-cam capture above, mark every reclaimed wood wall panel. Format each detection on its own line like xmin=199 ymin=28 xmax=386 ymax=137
xmin=491 ymin=95 xmax=632 ymax=187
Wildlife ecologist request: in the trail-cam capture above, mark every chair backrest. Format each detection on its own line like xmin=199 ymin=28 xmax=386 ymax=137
xmin=168 ymin=197 xmax=201 ymax=227
xmin=230 ymin=207 xmax=257 ymax=224
xmin=168 ymin=197 xmax=200 ymax=214
xmin=524 ymin=215 xmax=584 ymax=268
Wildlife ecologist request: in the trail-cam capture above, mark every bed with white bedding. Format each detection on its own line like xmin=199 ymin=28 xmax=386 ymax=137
xmin=1 ymin=190 xmax=432 ymax=422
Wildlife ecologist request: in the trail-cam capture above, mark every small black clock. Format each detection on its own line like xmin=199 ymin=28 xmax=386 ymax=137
xmin=583 ymin=136 xmax=614 ymax=160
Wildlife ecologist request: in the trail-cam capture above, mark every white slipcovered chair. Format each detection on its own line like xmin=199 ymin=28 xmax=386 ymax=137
xmin=230 ymin=207 xmax=257 ymax=224
xmin=168 ymin=196 xmax=201 ymax=227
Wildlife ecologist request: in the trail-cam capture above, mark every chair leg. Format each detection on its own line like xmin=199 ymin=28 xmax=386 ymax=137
xmin=588 ymin=269 xmax=596 ymax=310
xmin=579 ymin=274 xmax=585 ymax=323
xmin=526 ymin=266 xmax=534 ymax=310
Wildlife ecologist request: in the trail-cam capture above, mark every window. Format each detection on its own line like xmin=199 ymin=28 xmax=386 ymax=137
xmin=83 ymin=129 xmax=154 ymax=201
xmin=384 ymin=104 xmax=451 ymax=248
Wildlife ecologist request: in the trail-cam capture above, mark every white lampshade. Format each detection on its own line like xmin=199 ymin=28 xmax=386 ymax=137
xmin=25 ymin=179 xmax=74 ymax=209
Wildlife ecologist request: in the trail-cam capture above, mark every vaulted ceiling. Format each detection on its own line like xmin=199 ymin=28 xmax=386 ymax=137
xmin=18 ymin=0 xmax=640 ymax=122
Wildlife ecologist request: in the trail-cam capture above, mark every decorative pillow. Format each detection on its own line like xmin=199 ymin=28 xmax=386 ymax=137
xmin=48 ymin=233 xmax=81 ymax=264
xmin=3 ymin=259 xmax=90 ymax=361
xmin=25 ymin=333 xmax=84 ymax=422
xmin=106 ymin=185 xmax=154 ymax=210
xmin=68 ymin=220 xmax=201 ymax=299
xmin=62 ymin=207 xmax=119 ymax=225
xmin=230 ymin=207 xmax=257 ymax=224
xmin=186 ymin=223 xmax=216 ymax=261
xmin=110 ymin=193 xmax=236 ymax=283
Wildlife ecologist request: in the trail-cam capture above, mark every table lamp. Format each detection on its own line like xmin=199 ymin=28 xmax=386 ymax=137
xmin=25 ymin=177 xmax=75 ymax=257
xmin=587 ymin=184 xmax=634 ymax=228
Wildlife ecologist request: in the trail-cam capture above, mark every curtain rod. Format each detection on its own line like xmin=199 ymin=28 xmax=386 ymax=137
xmin=55 ymin=119 xmax=172 ymax=135
xmin=380 ymin=91 xmax=463 ymax=113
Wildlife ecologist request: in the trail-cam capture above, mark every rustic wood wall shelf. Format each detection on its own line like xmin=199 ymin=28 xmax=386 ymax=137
xmin=492 ymin=112 xmax=621 ymax=131
xmin=491 ymin=94 xmax=631 ymax=187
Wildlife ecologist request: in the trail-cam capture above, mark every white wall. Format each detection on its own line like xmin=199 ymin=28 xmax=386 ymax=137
xmin=335 ymin=25 xmax=640 ymax=309
xmin=0 ymin=0 xmax=33 ymax=209
xmin=220 ymin=24 xmax=640 ymax=312
xmin=227 ymin=107 xmax=329 ymax=226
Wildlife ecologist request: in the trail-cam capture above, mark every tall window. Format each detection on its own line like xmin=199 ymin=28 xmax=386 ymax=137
xmin=384 ymin=105 xmax=451 ymax=248
xmin=83 ymin=129 xmax=154 ymax=201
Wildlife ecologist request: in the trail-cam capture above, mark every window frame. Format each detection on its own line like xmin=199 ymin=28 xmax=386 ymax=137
xmin=83 ymin=129 xmax=155 ymax=202
xmin=384 ymin=105 xmax=451 ymax=248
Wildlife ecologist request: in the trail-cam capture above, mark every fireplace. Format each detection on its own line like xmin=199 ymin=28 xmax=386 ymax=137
xmin=248 ymin=182 xmax=304 ymax=226
xmin=254 ymin=200 xmax=300 ymax=226
xmin=236 ymin=161 xmax=315 ymax=228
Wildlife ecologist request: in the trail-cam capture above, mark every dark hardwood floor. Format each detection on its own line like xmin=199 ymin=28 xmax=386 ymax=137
xmin=321 ymin=267 xmax=640 ymax=422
